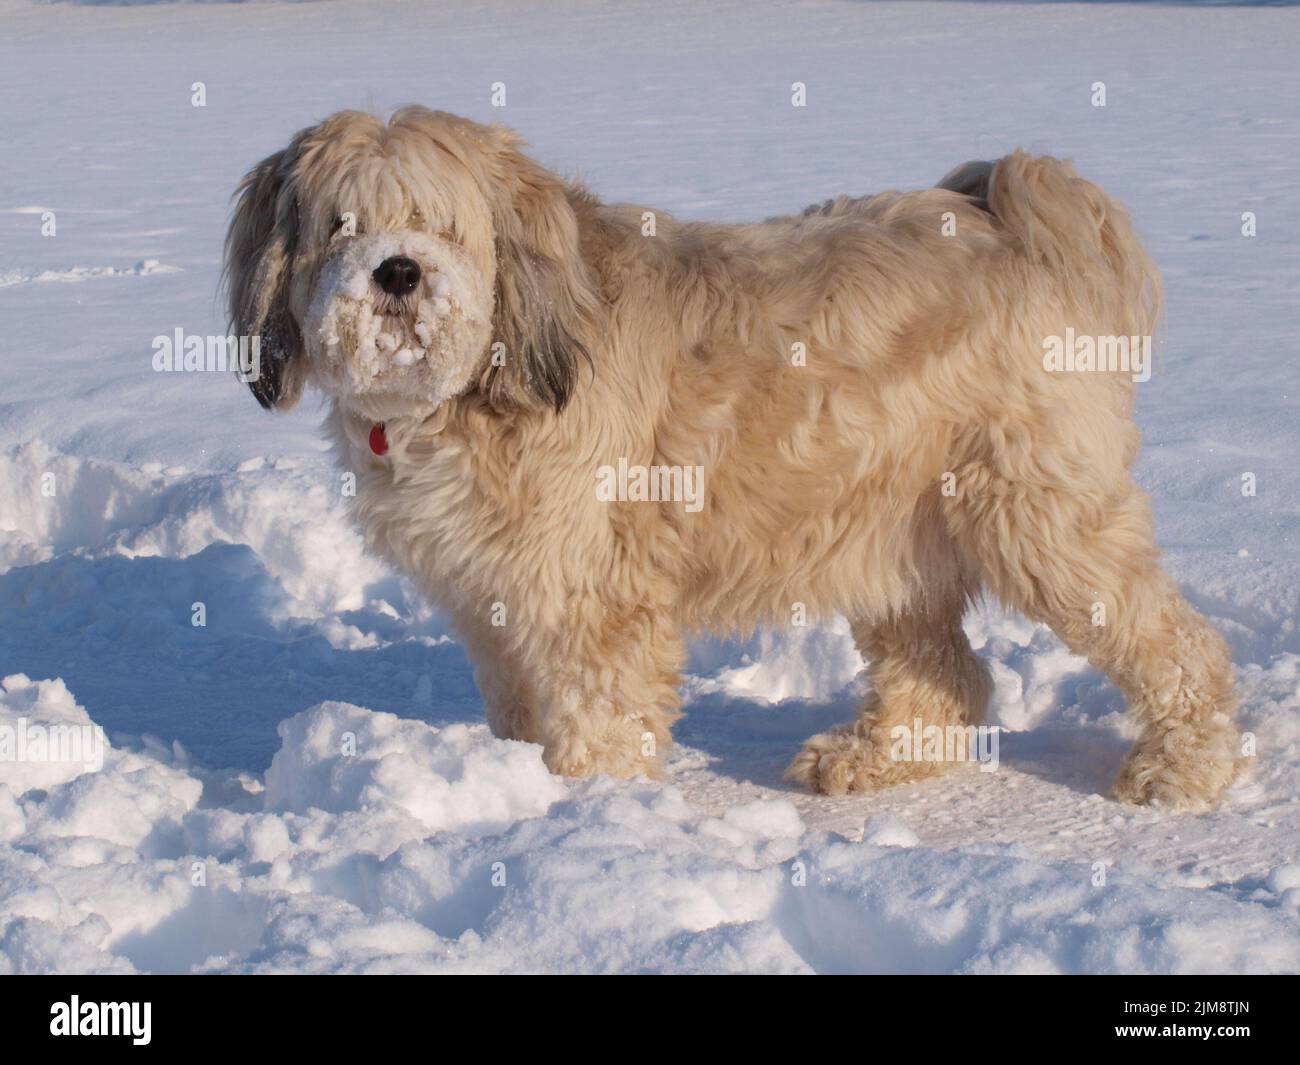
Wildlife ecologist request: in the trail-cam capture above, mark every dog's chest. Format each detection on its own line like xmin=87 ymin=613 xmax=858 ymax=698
xmin=340 ymin=418 xmax=487 ymax=592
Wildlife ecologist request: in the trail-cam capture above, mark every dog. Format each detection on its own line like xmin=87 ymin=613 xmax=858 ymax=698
xmin=224 ymin=106 xmax=1241 ymax=810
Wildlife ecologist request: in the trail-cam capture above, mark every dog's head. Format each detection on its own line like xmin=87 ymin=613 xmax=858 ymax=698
xmin=223 ymin=107 xmax=597 ymax=422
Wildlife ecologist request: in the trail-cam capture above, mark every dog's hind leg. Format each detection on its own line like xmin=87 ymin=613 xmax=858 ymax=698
xmin=947 ymin=456 xmax=1240 ymax=811
xmin=788 ymin=575 xmax=992 ymax=796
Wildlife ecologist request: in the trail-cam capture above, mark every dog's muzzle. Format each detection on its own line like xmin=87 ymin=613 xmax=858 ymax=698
xmin=304 ymin=230 xmax=493 ymax=418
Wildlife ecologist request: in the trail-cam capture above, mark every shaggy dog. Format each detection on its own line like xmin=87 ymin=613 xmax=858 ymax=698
xmin=225 ymin=107 xmax=1241 ymax=810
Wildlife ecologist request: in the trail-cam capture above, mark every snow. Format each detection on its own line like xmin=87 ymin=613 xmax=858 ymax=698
xmin=4 ymin=684 xmax=1299 ymax=974
xmin=0 ymin=259 xmax=179 ymax=288
xmin=1 ymin=0 xmax=1299 ymax=973
xmin=262 ymin=704 xmax=566 ymax=832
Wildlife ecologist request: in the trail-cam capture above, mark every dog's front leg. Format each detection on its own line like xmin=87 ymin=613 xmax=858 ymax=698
xmin=525 ymin=600 xmax=684 ymax=780
xmin=451 ymin=605 xmax=543 ymax=744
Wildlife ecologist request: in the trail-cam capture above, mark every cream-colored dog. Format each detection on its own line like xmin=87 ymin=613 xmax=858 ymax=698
xmin=225 ymin=107 xmax=1240 ymax=810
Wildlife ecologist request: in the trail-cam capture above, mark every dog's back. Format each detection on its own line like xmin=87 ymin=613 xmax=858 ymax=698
xmin=628 ymin=154 xmax=1158 ymax=634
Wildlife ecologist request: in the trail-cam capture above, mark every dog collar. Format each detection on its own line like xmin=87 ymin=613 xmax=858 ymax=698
xmin=369 ymin=423 xmax=389 ymax=456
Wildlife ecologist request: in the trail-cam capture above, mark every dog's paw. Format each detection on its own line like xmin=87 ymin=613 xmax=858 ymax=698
xmin=542 ymin=726 xmax=665 ymax=781
xmin=787 ymin=724 xmax=946 ymax=796
xmin=1111 ymin=721 xmax=1240 ymax=812
xmin=544 ymin=744 xmax=662 ymax=780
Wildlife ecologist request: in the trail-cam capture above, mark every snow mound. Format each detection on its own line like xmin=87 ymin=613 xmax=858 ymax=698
xmin=0 ymin=674 xmax=105 ymax=797
xmin=686 ymin=617 xmax=862 ymax=703
xmin=0 ymin=440 xmax=390 ymax=618
xmin=861 ymin=815 xmax=920 ymax=848
xmin=782 ymin=842 xmax=1300 ymax=975
xmin=264 ymin=702 xmax=565 ymax=835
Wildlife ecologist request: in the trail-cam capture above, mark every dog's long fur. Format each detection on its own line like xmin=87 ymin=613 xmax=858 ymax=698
xmin=225 ymin=107 xmax=1241 ymax=810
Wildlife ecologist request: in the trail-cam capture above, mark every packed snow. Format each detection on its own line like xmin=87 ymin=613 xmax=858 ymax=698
xmin=1 ymin=0 xmax=1298 ymax=973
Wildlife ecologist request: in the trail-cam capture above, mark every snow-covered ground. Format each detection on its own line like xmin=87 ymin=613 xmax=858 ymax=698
xmin=1 ymin=0 xmax=1298 ymax=974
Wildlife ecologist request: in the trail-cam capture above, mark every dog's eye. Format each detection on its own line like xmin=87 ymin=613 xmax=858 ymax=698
xmin=330 ymin=214 xmax=356 ymax=237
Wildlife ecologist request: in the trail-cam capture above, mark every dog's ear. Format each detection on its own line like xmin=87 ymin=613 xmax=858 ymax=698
xmin=223 ymin=142 xmax=307 ymax=411
xmin=479 ymin=128 xmax=598 ymax=413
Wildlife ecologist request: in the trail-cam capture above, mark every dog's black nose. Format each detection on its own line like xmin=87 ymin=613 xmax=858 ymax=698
xmin=373 ymin=256 xmax=422 ymax=296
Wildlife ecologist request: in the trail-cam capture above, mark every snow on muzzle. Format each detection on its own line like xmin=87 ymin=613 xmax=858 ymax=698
xmin=305 ymin=231 xmax=493 ymax=412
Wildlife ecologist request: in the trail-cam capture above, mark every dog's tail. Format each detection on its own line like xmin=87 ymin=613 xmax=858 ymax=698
xmin=938 ymin=151 xmax=1162 ymax=339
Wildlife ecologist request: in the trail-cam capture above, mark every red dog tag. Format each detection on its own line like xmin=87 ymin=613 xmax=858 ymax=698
xmin=369 ymin=423 xmax=389 ymax=455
